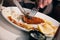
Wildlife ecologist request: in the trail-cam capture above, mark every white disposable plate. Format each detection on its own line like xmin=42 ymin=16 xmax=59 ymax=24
xmin=1 ymin=7 xmax=60 ymax=32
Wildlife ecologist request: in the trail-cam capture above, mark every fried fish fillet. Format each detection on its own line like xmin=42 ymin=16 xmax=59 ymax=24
xmin=22 ymin=16 xmax=44 ymax=24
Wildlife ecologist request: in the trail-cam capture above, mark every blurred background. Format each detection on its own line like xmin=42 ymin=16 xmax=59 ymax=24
xmin=2 ymin=0 xmax=60 ymax=22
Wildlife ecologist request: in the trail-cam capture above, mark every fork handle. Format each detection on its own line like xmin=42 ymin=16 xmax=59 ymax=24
xmin=13 ymin=0 xmax=26 ymax=15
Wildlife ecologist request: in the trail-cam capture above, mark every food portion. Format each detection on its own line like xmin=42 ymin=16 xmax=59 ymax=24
xmin=8 ymin=16 xmax=58 ymax=37
xmin=6 ymin=11 xmax=58 ymax=37
xmin=38 ymin=23 xmax=58 ymax=37
xmin=7 ymin=10 xmax=58 ymax=37
xmin=8 ymin=16 xmax=34 ymax=30
xmin=2 ymin=7 xmax=58 ymax=37
xmin=22 ymin=16 xmax=44 ymax=24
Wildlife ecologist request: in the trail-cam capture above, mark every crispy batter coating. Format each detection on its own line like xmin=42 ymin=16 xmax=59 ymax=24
xmin=22 ymin=16 xmax=44 ymax=24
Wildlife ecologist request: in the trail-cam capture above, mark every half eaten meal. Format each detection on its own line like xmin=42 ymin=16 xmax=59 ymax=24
xmin=7 ymin=11 xmax=58 ymax=37
xmin=2 ymin=7 xmax=58 ymax=37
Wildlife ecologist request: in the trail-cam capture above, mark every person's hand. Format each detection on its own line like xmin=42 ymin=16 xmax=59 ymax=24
xmin=37 ymin=0 xmax=52 ymax=8
xmin=17 ymin=0 xmax=21 ymax=2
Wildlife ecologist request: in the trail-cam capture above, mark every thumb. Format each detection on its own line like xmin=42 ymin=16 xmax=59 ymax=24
xmin=38 ymin=0 xmax=44 ymax=8
xmin=47 ymin=0 xmax=52 ymax=5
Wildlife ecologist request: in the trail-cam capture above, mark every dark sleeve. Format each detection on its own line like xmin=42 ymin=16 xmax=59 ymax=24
xmin=3 ymin=0 xmax=15 ymax=6
xmin=53 ymin=0 xmax=58 ymax=6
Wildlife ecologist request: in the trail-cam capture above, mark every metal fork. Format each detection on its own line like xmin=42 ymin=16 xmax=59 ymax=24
xmin=13 ymin=0 xmax=27 ymax=15
xmin=29 ymin=8 xmax=39 ymax=17
xmin=13 ymin=0 xmax=39 ymax=17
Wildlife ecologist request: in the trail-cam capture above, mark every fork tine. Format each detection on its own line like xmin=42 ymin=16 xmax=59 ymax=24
xmin=28 ymin=8 xmax=39 ymax=17
xmin=28 ymin=10 xmax=37 ymax=17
